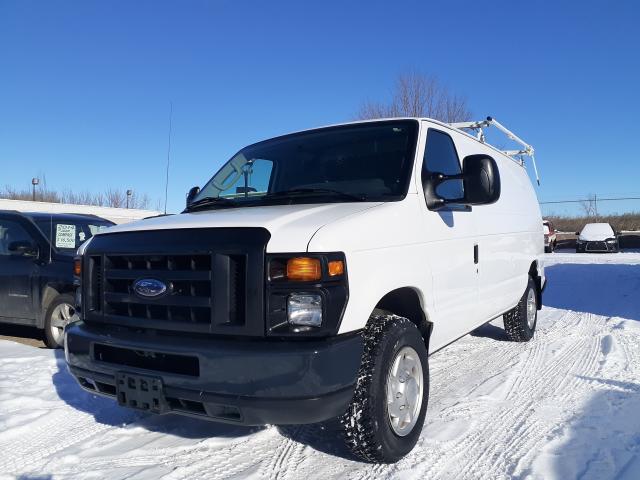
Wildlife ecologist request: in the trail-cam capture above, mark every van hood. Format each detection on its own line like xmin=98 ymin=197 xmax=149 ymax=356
xmin=98 ymin=202 xmax=383 ymax=252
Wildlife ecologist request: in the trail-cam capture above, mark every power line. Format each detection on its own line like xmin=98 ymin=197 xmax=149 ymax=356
xmin=540 ymin=196 xmax=640 ymax=205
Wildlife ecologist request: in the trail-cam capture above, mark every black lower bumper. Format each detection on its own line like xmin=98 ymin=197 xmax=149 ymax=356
xmin=65 ymin=321 xmax=363 ymax=425
xmin=577 ymin=241 xmax=618 ymax=253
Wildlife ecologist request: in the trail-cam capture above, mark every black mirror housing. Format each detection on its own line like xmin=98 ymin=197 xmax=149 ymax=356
xmin=8 ymin=240 xmax=38 ymax=257
xmin=186 ymin=186 xmax=200 ymax=208
xmin=424 ymin=154 xmax=500 ymax=210
xmin=461 ymin=154 xmax=501 ymax=205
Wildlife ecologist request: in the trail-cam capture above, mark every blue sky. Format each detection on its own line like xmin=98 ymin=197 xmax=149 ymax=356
xmin=1 ymin=0 xmax=639 ymax=215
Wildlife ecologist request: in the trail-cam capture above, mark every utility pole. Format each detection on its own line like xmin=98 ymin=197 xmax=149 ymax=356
xmin=594 ymin=193 xmax=598 ymax=221
xmin=31 ymin=177 xmax=39 ymax=201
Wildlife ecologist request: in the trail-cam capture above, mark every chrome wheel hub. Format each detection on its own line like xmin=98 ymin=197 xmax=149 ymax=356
xmin=386 ymin=346 xmax=424 ymax=436
xmin=526 ymin=289 xmax=537 ymax=329
xmin=50 ymin=303 xmax=74 ymax=346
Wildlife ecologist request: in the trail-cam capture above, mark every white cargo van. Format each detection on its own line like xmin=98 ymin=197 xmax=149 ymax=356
xmin=66 ymin=117 xmax=545 ymax=463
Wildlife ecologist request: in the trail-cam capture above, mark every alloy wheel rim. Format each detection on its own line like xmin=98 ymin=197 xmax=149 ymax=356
xmin=526 ymin=289 xmax=537 ymax=329
xmin=50 ymin=302 xmax=74 ymax=345
xmin=386 ymin=346 xmax=424 ymax=436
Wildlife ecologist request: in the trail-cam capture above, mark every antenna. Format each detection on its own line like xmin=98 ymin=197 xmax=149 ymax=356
xmin=164 ymin=102 xmax=173 ymax=214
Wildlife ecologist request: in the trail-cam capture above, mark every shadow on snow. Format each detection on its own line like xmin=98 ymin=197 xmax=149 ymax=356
xmin=543 ymin=263 xmax=640 ymax=320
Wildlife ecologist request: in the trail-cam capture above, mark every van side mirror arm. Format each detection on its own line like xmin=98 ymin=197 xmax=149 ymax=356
xmin=424 ymin=172 xmax=465 ymax=210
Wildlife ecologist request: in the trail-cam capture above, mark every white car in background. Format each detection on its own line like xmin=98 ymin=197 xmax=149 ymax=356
xmin=576 ymin=222 xmax=620 ymax=253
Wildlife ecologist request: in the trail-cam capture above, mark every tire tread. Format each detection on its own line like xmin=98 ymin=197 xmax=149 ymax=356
xmin=340 ymin=314 xmax=415 ymax=463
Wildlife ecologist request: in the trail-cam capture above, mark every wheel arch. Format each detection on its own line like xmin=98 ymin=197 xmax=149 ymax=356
xmin=373 ymin=287 xmax=433 ymax=350
xmin=528 ymin=260 xmax=543 ymax=310
xmin=39 ymin=283 xmax=73 ymax=328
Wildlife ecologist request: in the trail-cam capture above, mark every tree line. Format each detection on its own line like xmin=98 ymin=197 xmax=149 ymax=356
xmin=1 ymin=182 xmax=153 ymax=210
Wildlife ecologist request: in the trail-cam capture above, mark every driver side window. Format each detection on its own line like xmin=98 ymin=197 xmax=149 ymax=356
xmin=423 ymin=129 xmax=464 ymax=200
xmin=0 ymin=219 xmax=32 ymax=256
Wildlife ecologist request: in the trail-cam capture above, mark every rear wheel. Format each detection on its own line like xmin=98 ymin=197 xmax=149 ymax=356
xmin=341 ymin=314 xmax=429 ymax=463
xmin=43 ymin=294 xmax=75 ymax=349
xmin=503 ymin=277 xmax=537 ymax=342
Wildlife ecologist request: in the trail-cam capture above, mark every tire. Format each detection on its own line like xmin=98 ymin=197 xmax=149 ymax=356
xmin=503 ymin=277 xmax=537 ymax=342
xmin=43 ymin=294 xmax=75 ymax=349
xmin=341 ymin=314 xmax=429 ymax=463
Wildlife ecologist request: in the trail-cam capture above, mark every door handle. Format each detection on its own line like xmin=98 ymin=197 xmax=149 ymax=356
xmin=474 ymin=244 xmax=479 ymax=264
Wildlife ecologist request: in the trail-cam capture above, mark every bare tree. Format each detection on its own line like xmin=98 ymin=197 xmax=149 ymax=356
xmin=579 ymin=193 xmax=598 ymax=219
xmin=356 ymin=71 xmax=472 ymax=123
xmin=1 ymin=184 xmax=152 ymax=209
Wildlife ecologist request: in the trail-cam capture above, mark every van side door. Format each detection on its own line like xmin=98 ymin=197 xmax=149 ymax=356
xmin=418 ymin=126 xmax=479 ymax=349
xmin=0 ymin=215 xmax=40 ymax=323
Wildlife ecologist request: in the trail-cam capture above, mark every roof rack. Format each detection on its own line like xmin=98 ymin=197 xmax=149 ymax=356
xmin=450 ymin=116 xmax=540 ymax=185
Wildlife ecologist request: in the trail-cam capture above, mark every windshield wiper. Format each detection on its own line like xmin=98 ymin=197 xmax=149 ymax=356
xmin=183 ymin=196 xmax=237 ymax=212
xmin=267 ymin=188 xmax=367 ymax=202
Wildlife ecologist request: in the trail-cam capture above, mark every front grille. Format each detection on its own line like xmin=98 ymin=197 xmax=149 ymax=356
xmin=82 ymin=228 xmax=270 ymax=336
xmin=103 ymin=254 xmax=214 ymax=327
xmin=586 ymin=241 xmax=607 ymax=251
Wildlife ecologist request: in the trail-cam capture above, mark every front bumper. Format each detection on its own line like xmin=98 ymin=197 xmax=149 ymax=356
xmin=577 ymin=241 xmax=618 ymax=253
xmin=65 ymin=321 xmax=363 ymax=425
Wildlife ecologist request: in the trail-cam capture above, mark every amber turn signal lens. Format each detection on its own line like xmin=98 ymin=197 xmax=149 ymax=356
xmin=73 ymin=258 xmax=82 ymax=277
xmin=328 ymin=260 xmax=344 ymax=276
xmin=286 ymin=257 xmax=322 ymax=281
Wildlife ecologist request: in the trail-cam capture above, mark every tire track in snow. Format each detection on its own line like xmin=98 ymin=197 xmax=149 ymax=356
xmin=389 ymin=311 xmax=590 ymax=479
xmin=261 ymin=426 xmax=308 ymax=480
xmin=0 ymin=409 xmax=112 ymax=475
xmin=449 ymin=313 xmax=609 ymax=479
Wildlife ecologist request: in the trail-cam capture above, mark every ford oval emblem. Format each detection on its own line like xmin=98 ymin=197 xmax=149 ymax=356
xmin=133 ymin=278 xmax=167 ymax=298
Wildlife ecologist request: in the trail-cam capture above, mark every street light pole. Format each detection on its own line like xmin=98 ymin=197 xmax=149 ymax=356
xmin=126 ymin=189 xmax=132 ymax=209
xmin=31 ymin=178 xmax=39 ymax=201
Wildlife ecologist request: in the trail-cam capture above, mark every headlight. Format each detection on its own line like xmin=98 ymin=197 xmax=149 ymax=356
xmin=266 ymin=253 xmax=347 ymax=337
xmin=288 ymin=294 xmax=323 ymax=327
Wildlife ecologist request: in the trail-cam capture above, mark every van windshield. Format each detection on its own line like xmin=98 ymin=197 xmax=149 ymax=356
xmin=33 ymin=218 xmax=114 ymax=254
xmin=187 ymin=120 xmax=419 ymax=211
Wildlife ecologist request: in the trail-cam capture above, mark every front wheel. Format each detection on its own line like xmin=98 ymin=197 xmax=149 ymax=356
xmin=341 ymin=315 xmax=429 ymax=463
xmin=43 ymin=294 xmax=75 ymax=349
xmin=503 ymin=277 xmax=537 ymax=342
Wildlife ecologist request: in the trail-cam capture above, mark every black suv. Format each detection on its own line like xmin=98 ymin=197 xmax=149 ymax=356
xmin=0 ymin=210 xmax=114 ymax=347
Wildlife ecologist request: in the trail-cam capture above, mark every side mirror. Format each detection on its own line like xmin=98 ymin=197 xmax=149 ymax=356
xmin=461 ymin=154 xmax=501 ymax=205
xmin=186 ymin=186 xmax=200 ymax=208
xmin=424 ymin=154 xmax=500 ymax=210
xmin=8 ymin=240 xmax=38 ymax=257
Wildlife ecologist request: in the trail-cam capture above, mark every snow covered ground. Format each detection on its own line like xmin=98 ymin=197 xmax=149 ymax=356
xmin=1 ymin=251 xmax=640 ymax=479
